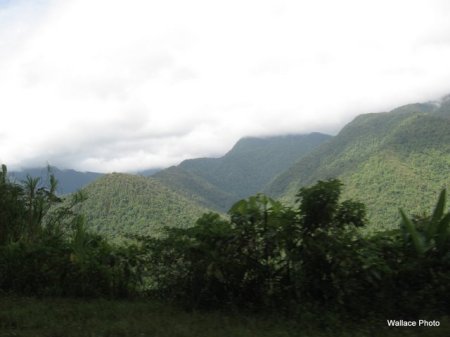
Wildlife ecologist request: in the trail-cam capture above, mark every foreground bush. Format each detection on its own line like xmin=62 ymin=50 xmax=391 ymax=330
xmin=0 ymin=227 xmax=142 ymax=297
xmin=143 ymin=180 xmax=450 ymax=318
xmin=0 ymin=164 xmax=142 ymax=297
xmin=1 ymin=162 xmax=449 ymax=319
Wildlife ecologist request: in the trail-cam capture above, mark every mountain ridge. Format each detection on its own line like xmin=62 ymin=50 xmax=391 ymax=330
xmin=264 ymin=97 xmax=450 ymax=229
xmin=9 ymin=166 xmax=103 ymax=195
xmin=153 ymin=132 xmax=332 ymax=211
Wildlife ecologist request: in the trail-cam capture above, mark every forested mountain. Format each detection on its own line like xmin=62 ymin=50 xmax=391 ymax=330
xmin=15 ymin=97 xmax=450 ymax=234
xmin=265 ymin=96 xmax=450 ymax=229
xmin=77 ymin=173 xmax=210 ymax=240
xmin=154 ymin=133 xmax=331 ymax=211
xmin=9 ymin=166 xmax=103 ymax=195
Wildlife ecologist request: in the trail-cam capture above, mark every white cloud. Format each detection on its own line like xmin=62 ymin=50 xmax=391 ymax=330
xmin=1 ymin=0 xmax=450 ymax=172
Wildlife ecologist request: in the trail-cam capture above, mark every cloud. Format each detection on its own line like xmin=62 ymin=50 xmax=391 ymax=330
xmin=1 ymin=0 xmax=450 ymax=172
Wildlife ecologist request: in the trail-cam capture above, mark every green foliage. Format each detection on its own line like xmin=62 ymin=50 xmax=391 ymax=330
xmin=0 ymin=165 xmax=26 ymax=244
xmin=142 ymin=179 xmax=449 ymax=319
xmin=154 ymin=133 xmax=331 ymax=211
xmin=296 ymin=179 xmax=366 ymax=234
xmin=2 ymin=153 xmax=449 ymax=322
xmin=293 ymin=180 xmax=369 ymax=308
xmin=0 ymin=165 xmax=143 ymax=298
xmin=152 ymin=166 xmax=236 ymax=211
xmin=144 ymin=196 xmax=298 ymax=309
xmin=0 ymin=165 xmax=63 ymax=243
xmin=76 ymin=173 xmax=211 ymax=240
xmin=266 ymin=100 xmax=450 ymax=231
xmin=0 ymin=233 xmax=141 ymax=297
xmin=335 ymin=199 xmax=367 ymax=228
xmin=297 ymin=179 xmax=341 ymax=232
xmin=399 ymin=189 xmax=450 ymax=257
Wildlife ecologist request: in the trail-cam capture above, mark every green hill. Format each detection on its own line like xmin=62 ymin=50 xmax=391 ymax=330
xmin=152 ymin=166 xmax=237 ymax=211
xmin=154 ymin=133 xmax=331 ymax=211
xmin=265 ymin=98 xmax=450 ymax=230
xmin=77 ymin=173 xmax=210 ymax=240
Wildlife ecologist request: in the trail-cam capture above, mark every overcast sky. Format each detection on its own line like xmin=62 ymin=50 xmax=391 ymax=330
xmin=1 ymin=0 xmax=450 ymax=172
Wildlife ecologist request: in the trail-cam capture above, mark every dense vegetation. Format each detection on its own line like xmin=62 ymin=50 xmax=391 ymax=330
xmin=0 ymin=166 xmax=141 ymax=297
xmin=76 ymin=173 xmax=210 ymax=240
xmin=154 ymin=133 xmax=331 ymax=211
xmin=152 ymin=166 xmax=236 ymax=212
xmin=265 ymin=99 xmax=450 ymax=230
xmin=13 ymin=96 xmax=450 ymax=234
xmin=143 ymin=179 xmax=449 ymax=319
xmin=1 ymin=162 xmax=449 ymax=335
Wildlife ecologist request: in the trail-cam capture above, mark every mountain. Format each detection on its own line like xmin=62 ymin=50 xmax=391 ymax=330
xmin=265 ymin=97 xmax=450 ymax=229
xmin=9 ymin=167 xmax=103 ymax=195
xmin=137 ymin=168 xmax=162 ymax=176
xmin=77 ymin=173 xmax=211 ymax=240
xmin=153 ymin=133 xmax=332 ymax=211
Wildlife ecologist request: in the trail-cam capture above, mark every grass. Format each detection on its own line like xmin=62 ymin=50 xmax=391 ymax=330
xmin=0 ymin=296 xmax=449 ymax=337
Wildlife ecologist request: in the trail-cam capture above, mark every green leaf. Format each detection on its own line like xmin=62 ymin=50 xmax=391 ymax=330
xmin=399 ymin=208 xmax=425 ymax=256
xmin=428 ymin=189 xmax=446 ymax=239
xmin=435 ymin=212 xmax=450 ymax=250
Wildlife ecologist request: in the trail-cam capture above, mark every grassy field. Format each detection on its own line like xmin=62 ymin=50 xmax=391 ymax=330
xmin=0 ymin=296 xmax=448 ymax=337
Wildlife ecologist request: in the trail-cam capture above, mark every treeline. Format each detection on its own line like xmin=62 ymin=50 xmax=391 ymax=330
xmin=0 ymin=164 xmax=449 ymax=319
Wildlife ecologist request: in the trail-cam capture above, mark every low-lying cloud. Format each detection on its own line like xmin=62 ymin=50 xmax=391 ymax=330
xmin=1 ymin=0 xmax=450 ymax=172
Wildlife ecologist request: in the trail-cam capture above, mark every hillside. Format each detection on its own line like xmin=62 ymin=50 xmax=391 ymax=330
xmin=154 ymin=133 xmax=331 ymax=211
xmin=77 ymin=173 xmax=210 ymax=239
xmin=265 ymin=98 xmax=450 ymax=229
xmin=153 ymin=166 xmax=237 ymax=211
xmin=10 ymin=166 xmax=103 ymax=195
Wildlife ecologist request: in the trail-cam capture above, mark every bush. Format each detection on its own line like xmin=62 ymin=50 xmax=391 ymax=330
xmin=142 ymin=180 xmax=450 ymax=319
xmin=0 ymin=229 xmax=143 ymax=297
xmin=0 ymin=164 xmax=143 ymax=298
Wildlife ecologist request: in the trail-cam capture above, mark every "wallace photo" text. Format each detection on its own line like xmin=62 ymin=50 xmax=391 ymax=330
xmin=387 ymin=320 xmax=440 ymax=327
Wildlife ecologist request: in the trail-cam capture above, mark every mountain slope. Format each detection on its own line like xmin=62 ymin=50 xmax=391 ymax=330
xmin=265 ymin=99 xmax=450 ymax=229
xmin=10 ymin=167 xmax=103 ymax=195
xmin=77 ymin=173 xmax=211 ymax=240
xmin=153 ymin=166 xmax=237 ymax=211
xmin=153 ymin=133 xmax=331 ymax=211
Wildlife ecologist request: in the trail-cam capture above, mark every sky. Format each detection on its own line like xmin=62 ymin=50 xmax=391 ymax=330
xmin=1 ymin=0 xmax=450 ymax=173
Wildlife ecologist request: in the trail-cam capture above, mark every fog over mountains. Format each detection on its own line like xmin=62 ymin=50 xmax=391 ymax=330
xmin=8 ymin=94 xmax=450 ymax=238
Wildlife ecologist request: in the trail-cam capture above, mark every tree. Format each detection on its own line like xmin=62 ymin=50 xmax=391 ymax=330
xmin=0 ymin=165 xmax=26 ymax=244
xmin=228 ymin=195 xmax=297 ymax=306
xmin=295 ymin=179 xmax=367 ymax=304
xmin=296 ymin=178 xmax=367 ymax=235
xmin=0 ymin=164 xmax=68 ymax=244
